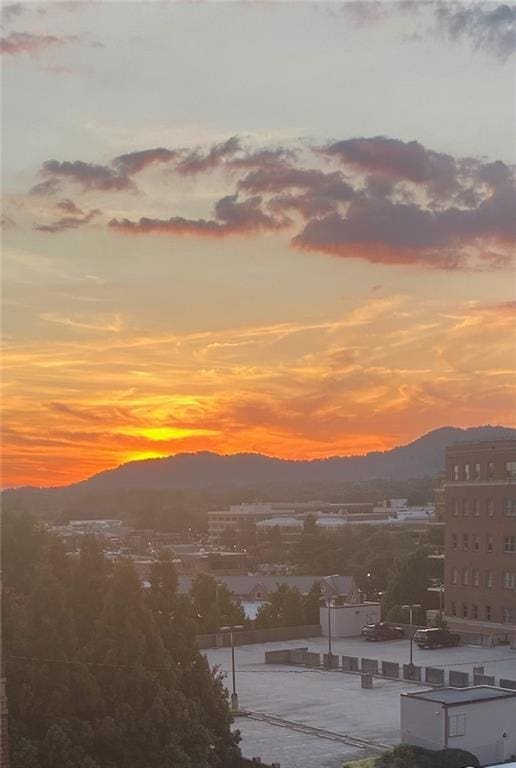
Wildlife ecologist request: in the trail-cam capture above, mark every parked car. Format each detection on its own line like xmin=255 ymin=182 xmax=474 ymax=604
xmin=361 ymin=622 xmax=406 ymax=641
xmin=414 ymin=628 xmax=460 ymax=649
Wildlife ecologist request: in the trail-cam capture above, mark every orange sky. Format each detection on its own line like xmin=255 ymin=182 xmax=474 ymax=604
xmin=3 ymin=293 xmax=515 ymax=487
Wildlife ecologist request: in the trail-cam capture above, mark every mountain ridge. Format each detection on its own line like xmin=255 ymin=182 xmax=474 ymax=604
xmin=14 ymin=424 xmax=513 ymax=492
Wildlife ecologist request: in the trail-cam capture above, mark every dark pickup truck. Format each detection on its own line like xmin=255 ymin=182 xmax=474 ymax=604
xmin=414 ymin=628 xmax=460 ymax=649
xmin=361 ymin=622 xmax=406 ymax=641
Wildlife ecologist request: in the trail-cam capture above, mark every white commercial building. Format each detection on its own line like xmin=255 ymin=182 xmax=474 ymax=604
xmin=319 ymin=602 xmax=381 ymax=637
xmin=400 ymin=686 xmax=516 ymax=765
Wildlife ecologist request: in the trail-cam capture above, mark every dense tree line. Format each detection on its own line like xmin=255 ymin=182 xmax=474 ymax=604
xmin=1 ymin=477 xmax=435 ymax=531
xmin=2 ymin=512 xmax=241 ymax=768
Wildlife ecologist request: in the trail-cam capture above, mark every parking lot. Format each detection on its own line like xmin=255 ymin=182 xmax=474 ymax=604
xmin=205 ymin=635 xmax=516 ymax=768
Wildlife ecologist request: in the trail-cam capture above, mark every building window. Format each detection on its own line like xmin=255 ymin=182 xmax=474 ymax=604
xmin=452 ymin=568 xmax=458 ymax=585
xmin=487 ymin=499 xmax=494 ymax=517
xmin=462 ymin=533 xmax=469 ymax=551
xmin=464 ymin=463 xmax=470 ymax=481
xmin=487 ymin=461 xmax=495 ymax=480
xmin=462 ymin=569 xmax=469 ymax=586
xmin=474 ymin=463 xmax=481 ymax=481
xmin=487 ymin=535 xmax=494 ymax=552
xmin=451 ymin=533 xmax=458 ymax=550
xmin=472 ymin=604 xmax=479 ymax=620
xmin=451 ymin=601 xmax=457 ymax=616
xmin=504 ymin=498 xmax=516 ymax=517
xmin=453 ymin=464 xmax=459 ymax=481
xmin=486 ymin=571 xmax=493 ymax=588
xmin=462 ymin=499 xmax=469 ymax=516
xmin=473 ymin=499 xmax=480 ymax=516
xmin=486 ymin=605 xmax=492 ymax=621
xmin=505 ymin=461 xmax=516 ymax=480
xmin=473 ymin=535 xmax=480 ymax=552
xmin=503 ymin=572 xmax=515 ymax=589
xmin=472 ymin=569 xmax=479 ymax=587
xmin=448 ymin=713 xmax=466 ymax=737
xmin=503 ymin=607 xmax=514 ymax=624
xmin=452 ymin=499 xmax=459 ymax=516
xmin=504 ymin=536 xmax=516 ymax=553
xmin=462 ymin=603 xmax=468 ymax=618
xmin=255 ymin=591 xmax=263 ymax=599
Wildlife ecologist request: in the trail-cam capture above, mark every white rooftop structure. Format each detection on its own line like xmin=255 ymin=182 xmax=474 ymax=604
xmin=256 ymin=517 xmax=303 ymax=528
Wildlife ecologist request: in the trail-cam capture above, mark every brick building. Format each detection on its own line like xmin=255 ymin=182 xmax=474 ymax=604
xmin=444 ymin=440 xmax=516 ymax=635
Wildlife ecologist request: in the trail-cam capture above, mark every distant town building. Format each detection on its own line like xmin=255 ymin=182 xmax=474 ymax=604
xmin=444 ymin=439 xmax=516 ymax=635
xmin=208 ymin=499 xmax=433 ymax=541
xmin=401 ymin=686 xmax=516 ymax=764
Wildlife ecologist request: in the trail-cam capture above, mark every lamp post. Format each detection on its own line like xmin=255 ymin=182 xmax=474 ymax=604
xmin=220 ymin=625 xmax=244 ymax=712
xmin=402 ymin=604 xmax=421 ymax=667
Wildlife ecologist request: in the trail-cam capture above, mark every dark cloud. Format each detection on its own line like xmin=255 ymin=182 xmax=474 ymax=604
xmin=56 ymin=199 xmax=83 ymax=215
xmin=325 ymin=136 xmax=458 ymax=194
xmin=30 ymin=178 xmax=61 ymax=196
xmin=40 ymin=160 xmax=134 ymax=192
xmin=176 ymin=136 xmax=241 ymax=175
xmin=239 ymin=163 xmax=355 ymax=219
xmin=34 ymin=207 xmax=100 ymax=234
xmin=112 ymin=147 xmax=178 ymax=175
xmin=33 ymin=134 xmax=515 ymax=272
xmin=229 ymin=147 xmax=296 ymax=169
xmin=109 ymin=194 xmax=287 ymax=237
xmin=436 ymin=2 xmax=516 ymax=61
xmin=293 ymin=181 xmax=516 ymax=269
xmin=0 ymin=31 xmax=75 ymax=56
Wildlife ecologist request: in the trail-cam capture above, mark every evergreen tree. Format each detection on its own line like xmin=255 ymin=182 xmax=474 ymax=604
xmin=254 ymin=584 xmax=306 ymax=629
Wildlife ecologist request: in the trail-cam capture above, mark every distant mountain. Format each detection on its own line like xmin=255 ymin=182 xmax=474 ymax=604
xmin=65 ymin=425 xmax=515 ymax=490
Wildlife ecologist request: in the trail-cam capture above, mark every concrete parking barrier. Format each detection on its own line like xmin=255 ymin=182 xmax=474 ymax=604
xmin=265 ymin=650 xmax=292 ymax=664
xmin=323 ymin=653 xmax=339 ymax=669
xmin=425 ymin=667 xmax=445 ymax=685
xmin=381 ymin=661 xmax=400 ymax=678
xmin=361 ymin=658 xmax=379 ymax=674
xmin=341 ymin=655 xmax=359 ymax=672
xmin=290 ymin=649 xmax=306 ymax=664
xmin=500 ymin=678 xmax=516 ymax=690
xmin=304 ymin=651 xmax=321 ymax=667
xmin=449 ymin=670 xmax=470 ymax=688
xmin=403 ymin=664 xmax=422 ymax=681
xmin=361 ymin=673 xmax=373 ymax=689
xmin=473 ymin=673 xmax=495 ymax=686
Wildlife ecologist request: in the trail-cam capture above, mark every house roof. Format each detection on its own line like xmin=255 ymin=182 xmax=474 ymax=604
xmin=177 ymin=574 xmax=354 ymax=597
xmin=402 ymin=686 xmax=516 ymax=707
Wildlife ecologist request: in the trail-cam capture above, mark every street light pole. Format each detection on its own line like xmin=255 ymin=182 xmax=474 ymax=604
xmin=220 ymin=624 xmax=244 ymax=712
xmin=402 ymin=603 xmax=421 ymax=668
xmin=327 ymin=598 xmax=332 ymax=657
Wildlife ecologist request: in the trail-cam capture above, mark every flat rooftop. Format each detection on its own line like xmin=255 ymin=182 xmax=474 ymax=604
xmin=403 ymin=685 xmax=516 ymax=706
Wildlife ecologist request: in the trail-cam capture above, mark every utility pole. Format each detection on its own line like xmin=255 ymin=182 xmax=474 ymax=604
xmin=402 ymin=603 xmax=421 ymax=667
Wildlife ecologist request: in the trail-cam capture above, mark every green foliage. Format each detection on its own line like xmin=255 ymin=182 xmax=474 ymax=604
xmin=190 ymin=573 xmax=248 ymax=634
xmin=377 ymin=744 xmax=480 ymax=768
xmin=254 ymin=584 xmax=307 ymax=629
xmin=2 ymin=511 xmax=241 ymax=768
xmin=381 ymin=548 xmax=434 ymax=623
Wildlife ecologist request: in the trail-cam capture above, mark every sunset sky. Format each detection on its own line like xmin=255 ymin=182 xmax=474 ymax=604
xmin=2 ymin=0 xmax=515 ymax=487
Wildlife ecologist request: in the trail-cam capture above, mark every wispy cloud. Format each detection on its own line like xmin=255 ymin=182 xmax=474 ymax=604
xmin=0 ymin=31 xmax=76 ymax=56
